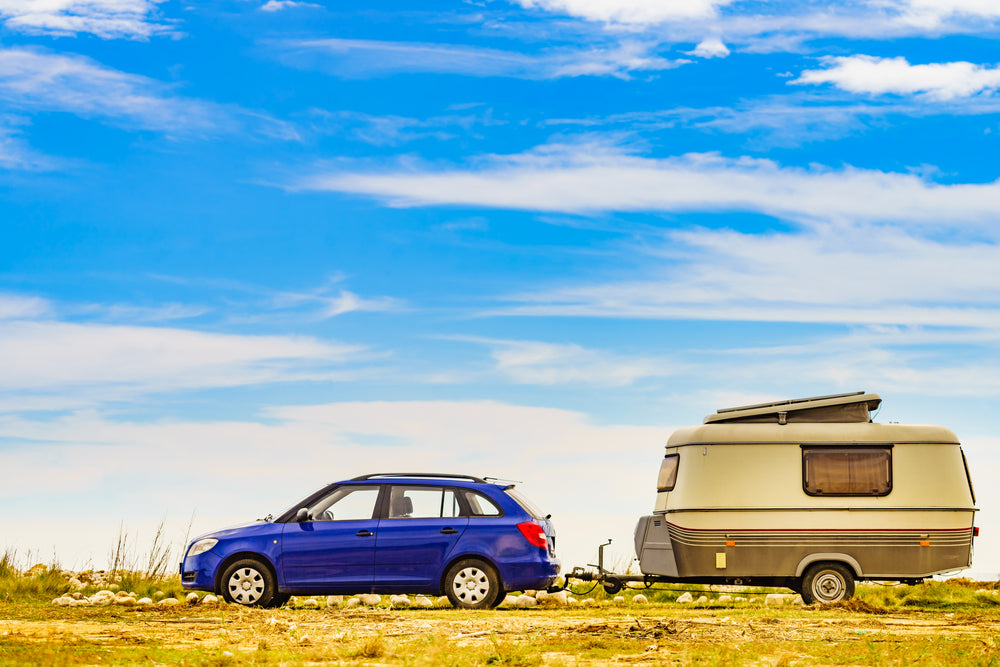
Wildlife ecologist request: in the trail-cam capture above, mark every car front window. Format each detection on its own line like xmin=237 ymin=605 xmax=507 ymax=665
xmin=310 ymin=485 xmax=380 ymax=521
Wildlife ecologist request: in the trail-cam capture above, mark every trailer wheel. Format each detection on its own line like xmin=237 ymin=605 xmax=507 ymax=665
xmin=801 ymin=562 xmax=855 ymax=604
xmin=602 ymin=579 xmax=622 ymax=595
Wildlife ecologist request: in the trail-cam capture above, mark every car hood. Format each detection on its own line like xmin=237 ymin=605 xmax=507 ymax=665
xmin=189 ymin=519 xmax=281 ymax=545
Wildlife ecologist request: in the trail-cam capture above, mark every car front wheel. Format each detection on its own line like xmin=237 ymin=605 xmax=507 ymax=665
xmin=220 ymin=558 xmax=277 ymax=607
xmin=444 ymin=559 xmax=500 ymax=609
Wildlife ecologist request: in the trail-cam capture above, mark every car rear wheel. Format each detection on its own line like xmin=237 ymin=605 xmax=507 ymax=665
xmin=801 ymin=562 xmax=855 ymax=604
xmin=220 ymin=558 xmax=277 ymax=607
xmin=444 ymin=559 xmax=500 ymax=609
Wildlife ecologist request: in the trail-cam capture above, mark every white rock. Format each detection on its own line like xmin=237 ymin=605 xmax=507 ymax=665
xmin=389 ymin=595 xmax=411 ymax=607
xmin=696 ymin=595 xmax=709 ymax=604
xmin=345 ymin=597 xmax=361 ymax=608
xmin=568 ymin=597 xmax=579 ymax=605
xmin=523 ymin=590 xmax=537 ymax=597
xmin=534 ymin=590 xmax=549 ymax=603
xmin=72 ymin=598 xmax=93 ymax=607
xmin=52 ymin=596 xmax=74 ymax=606
xmin=326 ymin=595 xmax=344 ymax=607
xmin=95 ymin=590 xmax=115 ymax=599
xmin=613 ymin=595 xmax=626 ymax=605
xmin=115 ymin=597 xmax=137 ymax=607
xmin=580 ymin=598 xmax=597 ymax=607
xmin=414 ymin=595 xmax=434 ymax=608
xmin=201 ymin=594 xmax=219 ymax=605
xmin=511 ymin=594 xmax=538 ymax=608
xmin=68 ymin=578 xmax=85 ymax=591
xmin=676 ymin=592 xmax=694 ymax=603
xmin=735 ymin=596 xmax=747 ymax=602
xmin=359 ymin=594 xmax=381 ymax=606
xmin=157 ymin=598 xmax=180 ymax=607
xmin=153 ymin=591 xmax=165 ymax=600
xmin=718 ymin=594 xmax=732 ymax=603
xmin=765 ymin=593 xmax=794 ymax=606
xmin=186 ymin=592 xmax=200 ymax=604
xmin=137 ymin=598 xmax=153 ymax=606
xmin=434 ymin=596 xmax=451 ymax=607
xmin=538 ymin=590 xmax=568 ymax=606
xmin=303 ymin=598 xmax=319 ymax=609
xmin=792 ymin=595 xmax=804 ymax=606
xmin=632 ymin=594 xmax=649 ymax=605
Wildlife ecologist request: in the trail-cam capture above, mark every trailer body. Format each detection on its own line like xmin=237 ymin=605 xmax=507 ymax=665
xmin=632 ymin=392 xmax=977 ymax=602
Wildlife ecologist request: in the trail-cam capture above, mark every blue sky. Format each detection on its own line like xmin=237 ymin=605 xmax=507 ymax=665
xmin=2 ymin=0 xmax=999 ymax=578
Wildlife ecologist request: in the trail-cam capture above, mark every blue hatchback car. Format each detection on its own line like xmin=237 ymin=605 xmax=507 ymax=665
xmin=180 ymin=473 xmax=560 ymax=608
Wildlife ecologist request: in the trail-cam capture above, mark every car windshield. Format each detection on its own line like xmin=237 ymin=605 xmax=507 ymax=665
xmin=505 ymin=487 xmax=546 ymax=520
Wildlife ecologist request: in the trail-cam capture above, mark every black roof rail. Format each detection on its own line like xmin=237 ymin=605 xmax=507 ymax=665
xmin=350 ymin=472 xmax=488 ymax=483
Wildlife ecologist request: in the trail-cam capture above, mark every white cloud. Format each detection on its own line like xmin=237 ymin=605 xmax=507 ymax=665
xmin=514 ymin=0 xmax=732 ymax=23
xmin=0 ymin=0 xmax=168 ymax=39
xmin=0 ymin=48 xmax=297 ymax=139
xmin=297 ymin=140 xmax=1000 ymax=229
xmin=0 ymin=293 xmax=50 ymax=320
xmin=273 ymin=38 xmax=686 ymax=80
xmin=260 ymin=0 xmax=319 ymax=11
xmin=0 ymin=319 xmax=364 ymax=396
xmin=897 ymin=0 xmax=1000 ymax=28
xmin=689 ymin=36 xmax=729 ymax=58
xmin=498 ymin=224 xmax=1000 ymax=328
xmin=794 ymin=55 xmax=1000 ymax=100
xmin=453 ymin=336 xmax=677 ymax=386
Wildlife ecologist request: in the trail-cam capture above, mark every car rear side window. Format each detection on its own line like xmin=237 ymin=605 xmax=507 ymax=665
xmin=388 ymin=485 xmax=461 ymax=518
xmin=802 ymin=446 xmax=892 ymax=496
xmin=462 ymin=490 xmax=502 ymax=517
xmin=505 ymin=488 xmax=545 ymax=520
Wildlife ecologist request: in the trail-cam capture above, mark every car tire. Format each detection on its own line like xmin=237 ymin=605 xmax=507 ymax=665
xmin=444 ymin=559 xmax=500 ymax=609
xmin=800 ymin=562 xmax=855 ymax=605
xmin=219 ymin=558 xmax=277 ymax=607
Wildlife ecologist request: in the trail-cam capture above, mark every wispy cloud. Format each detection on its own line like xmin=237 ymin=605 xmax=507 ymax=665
xmin=514 ymin=0 xmax=732 ymax=23
xmin=294 ymin=139 xmax=1000 ymax=229
xmin=0 ymin=0 xmax=169 ymax=39
xmin=497 ymin=223 xmax=1000 ymax=328
xmin=305 ymin=107 xmax=503 ymax=146
xmin=793 ymin=55 xmax=1000 ymax=100
xmin=260 ymin=0 xmax=319 ymax=12
xmin=0 ymin=117 xmax=55 ymax=170
xmin=271 ymin=37 xmax=687 ymax=80
xmin=0 ymin=48 xmax=297 ymax=140
xmin=450 ymin=336 xmax=677 ymax=386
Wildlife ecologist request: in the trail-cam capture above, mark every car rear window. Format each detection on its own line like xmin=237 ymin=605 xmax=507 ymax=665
xmin=504 ymin=488 xmax=546 ymax=520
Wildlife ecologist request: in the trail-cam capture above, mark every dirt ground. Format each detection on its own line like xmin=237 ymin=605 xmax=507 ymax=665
xmin=4 ymin=602 xmax=1000 ymax=665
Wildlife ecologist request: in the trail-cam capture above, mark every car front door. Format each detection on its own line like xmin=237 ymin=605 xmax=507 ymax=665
xmin=374 ymin=485 xmax=469 ymax=589
xmin=281 ymin=484 xmax=382 ymax=590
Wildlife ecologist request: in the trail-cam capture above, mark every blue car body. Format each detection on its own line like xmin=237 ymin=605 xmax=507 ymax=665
xmin=180 ymin=474 xmax=560 ymax=605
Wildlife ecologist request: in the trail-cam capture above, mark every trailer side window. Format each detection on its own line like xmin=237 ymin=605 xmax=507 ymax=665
xmin=802 ymin=446 xmax=891 ymax=496
xmin=657 ymin=454 xmax=679 ymax=492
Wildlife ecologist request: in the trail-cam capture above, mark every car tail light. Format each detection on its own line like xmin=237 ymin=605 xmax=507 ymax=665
xmin=517 ymin=522 xmax=548 ymax=549
xmin=973 ymin=527 xmax=980 ymax=537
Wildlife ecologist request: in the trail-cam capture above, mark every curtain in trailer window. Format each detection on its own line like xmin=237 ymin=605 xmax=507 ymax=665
xmin=803 ymin=447 xmax=891 ymax=496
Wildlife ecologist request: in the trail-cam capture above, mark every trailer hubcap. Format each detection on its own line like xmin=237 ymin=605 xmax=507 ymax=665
xmin=814 ymin=571 xmax=846 ymax=601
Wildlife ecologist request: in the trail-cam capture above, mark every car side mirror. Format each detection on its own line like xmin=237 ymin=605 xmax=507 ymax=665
xmin=295 ymin=507 xmax=310 ymax=522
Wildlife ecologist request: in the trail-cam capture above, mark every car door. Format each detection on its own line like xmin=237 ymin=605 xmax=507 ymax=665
xmin=281 ymin=484 xmax=382 ymax=590
xmin=374 ymin=485 xmax=469 ymax=589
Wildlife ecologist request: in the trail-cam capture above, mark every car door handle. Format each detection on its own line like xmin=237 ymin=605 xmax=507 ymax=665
xmin=356 ymin=530 xmax=374 ymax=537
xmin=440 ymin=528 xmax=459 ymax=534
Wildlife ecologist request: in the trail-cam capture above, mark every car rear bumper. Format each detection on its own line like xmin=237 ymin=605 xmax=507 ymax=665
xmin=499 ymin=557 xmax=561 ymax=591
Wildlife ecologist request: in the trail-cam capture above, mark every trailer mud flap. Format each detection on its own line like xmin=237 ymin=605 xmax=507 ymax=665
xmin=634 ymin=515 xmax=678 ymax=577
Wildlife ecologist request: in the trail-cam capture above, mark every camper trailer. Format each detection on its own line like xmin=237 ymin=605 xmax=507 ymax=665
xmin=632 ymin=392 xmax=978 ymax=604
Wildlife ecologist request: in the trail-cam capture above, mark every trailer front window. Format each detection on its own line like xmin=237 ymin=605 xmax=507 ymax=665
xmin=657 ymin=454 xmax=679 ymax=492
xmin=802 ymin=446 xmax=891 ymax=496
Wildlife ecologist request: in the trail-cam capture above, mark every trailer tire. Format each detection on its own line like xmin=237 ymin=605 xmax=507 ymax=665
xmin=801 ymin=562 xmax=855 ymax=604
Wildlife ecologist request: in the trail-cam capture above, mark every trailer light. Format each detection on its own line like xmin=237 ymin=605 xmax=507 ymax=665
xmin=973 ymin=527 xmax=980 ymax=537
xmin=517 ymin=522 xmax=548 ymax=549
xmin=919 ymin=540 xmax=930 ymax=547
xmin=725 ymin=540 xmax=736 ymax=547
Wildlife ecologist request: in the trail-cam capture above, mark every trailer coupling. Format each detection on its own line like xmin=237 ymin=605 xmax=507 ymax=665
xmin=549 ymin=538 xmax=663 ymax=595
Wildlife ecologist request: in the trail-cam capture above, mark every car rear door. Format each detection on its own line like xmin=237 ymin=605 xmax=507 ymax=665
xmin=373 ymin=484 xmax=468 ymax=589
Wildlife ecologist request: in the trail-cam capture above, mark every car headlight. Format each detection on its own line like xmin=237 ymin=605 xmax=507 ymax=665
xmin=187 ymin=538 xmax=218 ymax=557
